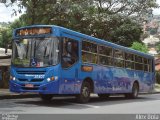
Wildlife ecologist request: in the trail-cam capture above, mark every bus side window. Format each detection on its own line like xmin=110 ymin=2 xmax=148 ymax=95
xmin=62 ymin=38 xmax=79 ymax=68
xmin=82 ymin=40 xmax=98 ymax=64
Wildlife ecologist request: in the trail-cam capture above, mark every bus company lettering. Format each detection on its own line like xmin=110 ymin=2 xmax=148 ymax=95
xmin=25 ymin=75 xmax=45 ymax=79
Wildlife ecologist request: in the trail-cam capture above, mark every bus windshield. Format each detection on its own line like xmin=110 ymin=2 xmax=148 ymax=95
xmin=12 ymin=37 xmax=59 ymax=67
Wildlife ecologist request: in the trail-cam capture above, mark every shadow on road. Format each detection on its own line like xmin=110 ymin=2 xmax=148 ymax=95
xmin=11 ymin=94 xmax=160 ymax=109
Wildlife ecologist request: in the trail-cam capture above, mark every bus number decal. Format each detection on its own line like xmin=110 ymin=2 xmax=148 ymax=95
xmin=34 ymin=75 xmax=45 ymax=79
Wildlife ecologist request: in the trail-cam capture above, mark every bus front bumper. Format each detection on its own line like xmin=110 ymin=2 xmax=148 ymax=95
xmin=9 ymin=80 xmax=59 ymax=94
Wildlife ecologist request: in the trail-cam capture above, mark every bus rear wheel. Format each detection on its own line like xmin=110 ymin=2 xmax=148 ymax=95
xmin=98 ymin=94 xmax=110 ymax=99
xmin=125 ymin=82 xmax=139 ymax=99
xmin=40 ymin=94 xmax=53 ymax=101
xmin=76 ymin=81 xmax=91 ymax=103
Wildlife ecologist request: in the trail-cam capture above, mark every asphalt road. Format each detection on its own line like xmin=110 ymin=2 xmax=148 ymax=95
xmin=0 ymin=94 xmax=160 ymax=114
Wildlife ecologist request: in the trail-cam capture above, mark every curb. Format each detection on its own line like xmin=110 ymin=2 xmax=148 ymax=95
xmin=0 ymin=94 xmax=39 ymax=100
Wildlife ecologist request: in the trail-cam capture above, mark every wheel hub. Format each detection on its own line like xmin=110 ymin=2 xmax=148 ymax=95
xmin=82 ymin=87 xmax=89 ymax=97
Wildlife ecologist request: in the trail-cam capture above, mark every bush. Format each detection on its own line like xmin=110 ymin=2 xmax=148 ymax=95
xmin=130 ymin=42 xmax=148 ymax=53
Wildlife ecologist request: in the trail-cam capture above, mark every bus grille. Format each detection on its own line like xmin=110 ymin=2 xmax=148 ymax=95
xmin=18 ymin=78 xmax=44 ymax=82
xmin=16 ymin=70 xmax=46 ymax=75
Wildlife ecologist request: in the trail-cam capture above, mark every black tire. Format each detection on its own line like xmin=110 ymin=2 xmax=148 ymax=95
xmin=125 ymin=82 xmax=139 ymax=99
xmin=76 ymin=82 xmax=91 ymax=103
xmin=40 ymin=94 xmax=53 ymax=101
xmin=98 ymin=94 xmax=110 ymax=99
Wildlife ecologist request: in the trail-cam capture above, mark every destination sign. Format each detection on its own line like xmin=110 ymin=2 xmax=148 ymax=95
xmin=16 ymin=27 xmax=52 ymax=36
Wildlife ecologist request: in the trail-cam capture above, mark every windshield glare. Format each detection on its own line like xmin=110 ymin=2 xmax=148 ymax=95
xmin=12 ymin=37 xmax=59 ymax=67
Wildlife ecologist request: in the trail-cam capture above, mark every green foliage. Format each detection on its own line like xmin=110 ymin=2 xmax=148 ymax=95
xmin=2 ymin=0 xmax=158 ymax=47
xmin=0 ymin=28 xmax=12 ymax=48
xmin=0 ymin=19 xmax=25 ymax=48
xmin=131 ymin=42 xmax=148 ymax=53
xmin=108 ymin=17 xmax=143 ymax=46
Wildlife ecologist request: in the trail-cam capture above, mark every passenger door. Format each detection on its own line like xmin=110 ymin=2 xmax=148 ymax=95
xmin=60 ymin=37 xmax=79 ymax=94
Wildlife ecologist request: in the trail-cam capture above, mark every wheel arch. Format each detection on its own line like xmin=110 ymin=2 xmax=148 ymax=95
xmin=82 ymin=77 xmax=94 ymax=93
xmin=133 ymin=80 xmax=139 ymax=91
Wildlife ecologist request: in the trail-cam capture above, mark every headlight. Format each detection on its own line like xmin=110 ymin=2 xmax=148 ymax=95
xmin=47 ymin=78 xmax=51 ymax=82
xmin=10 ymin=76 xmax=16 ymax=81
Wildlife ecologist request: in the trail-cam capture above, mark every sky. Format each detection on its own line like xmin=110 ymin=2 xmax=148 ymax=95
xmin=0 ymin=3 xmax=24 ymax=22
xmin=153 ymin=0 xmax=160 ymax=15
xmin=0 ymin=1 xmax=160 ymax=23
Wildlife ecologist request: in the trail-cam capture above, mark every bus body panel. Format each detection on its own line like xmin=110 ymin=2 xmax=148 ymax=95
xmin=79 ymin=65 xmax=153 ymax=94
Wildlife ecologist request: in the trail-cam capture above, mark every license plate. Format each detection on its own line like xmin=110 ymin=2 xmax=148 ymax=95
xmin=25 ymin=84 xmax=34 ymax=88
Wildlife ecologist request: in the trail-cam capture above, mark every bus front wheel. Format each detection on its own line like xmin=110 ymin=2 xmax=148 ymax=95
xmin=40 ymin=94 xmax=53 ymax=101
xmin=76 ymin=81 xmax=91 ymax=103
xmin=125 ymin=82 xmax=139 ymax=99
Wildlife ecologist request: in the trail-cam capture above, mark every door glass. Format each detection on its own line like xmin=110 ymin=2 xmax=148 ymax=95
xmin=62 ymin=38 xmax=79 ymax=68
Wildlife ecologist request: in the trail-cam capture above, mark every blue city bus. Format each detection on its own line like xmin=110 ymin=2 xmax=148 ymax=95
xmin=10 ymin=25 xmax=155 ymax=103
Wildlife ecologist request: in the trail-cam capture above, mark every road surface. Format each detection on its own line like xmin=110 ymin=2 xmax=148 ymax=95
xmin=0 ymin=94 xmax=160 ymax=114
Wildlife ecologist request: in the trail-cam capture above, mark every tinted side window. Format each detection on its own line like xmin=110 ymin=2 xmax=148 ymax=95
xmin=144 ymin=58 xmax=148 ymax=64
xmin=135 ymin=63 xmax=143 ymax=71
xmin=82 ymin=40 xmax=98 ymax=64
xmin=114 ymin=49 xmax=123 ymax=59
xmin=144 ymin=64 xmax=149 ymax=72
xmin=135 ymin=55 xmax=143 ymax=63
xmin=125 ymin=61 xmax=134 ymax=69
xmin=114 ymin=59 xmax=124 ymax=67
xmin=82 ymin=52 xmax=97 ymax=63
xmin=125 ymin=53 xmax=134 ymax=61
xmin=99 ymin=45 xmax=112 ymax=56
xmin=99 ymin=56 xmax=113 ymax=66
xmin=114 ymin=49 xmax=124 ymax=68
xmin=82 ymin=41 xmax=97 ymax=53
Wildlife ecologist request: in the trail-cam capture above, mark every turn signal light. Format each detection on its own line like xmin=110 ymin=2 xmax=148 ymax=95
xmin=51 ymin=77 xmax=55 ymax=81
xmin=47 ymin=76 xmax=55 ymax=82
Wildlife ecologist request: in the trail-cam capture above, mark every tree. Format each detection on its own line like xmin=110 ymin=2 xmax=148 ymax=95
xmin=97 ymin=15 xmax=143 ymax=47
xmin=130 ymin=42 xmax=148 ymax=53
xmin=6 ymin=0 xmax=159 ymax=18
xmin=4 ymin=0 xmax=159 ymax=47
xmin=0 ymin=27 xmax=12 ymax=48
xmin=94 ymin=0 xmax=159 ymax=16
xmin=0 ymin=19 xmax=25 ymax=48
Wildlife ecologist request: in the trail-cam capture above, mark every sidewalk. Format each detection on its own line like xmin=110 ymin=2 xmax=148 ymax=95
xmin=0 ymin=89 xmax=38 ymax=99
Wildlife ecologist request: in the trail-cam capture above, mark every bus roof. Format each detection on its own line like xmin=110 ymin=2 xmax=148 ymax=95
xmin=15 ymin=25 xmax=154 ymax=59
